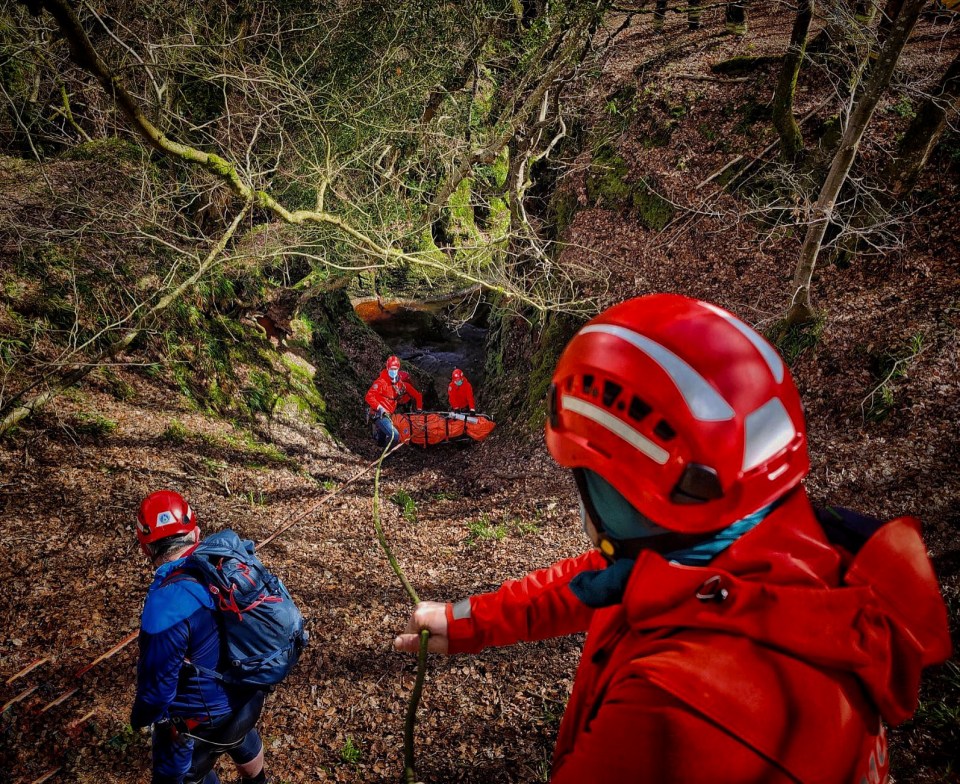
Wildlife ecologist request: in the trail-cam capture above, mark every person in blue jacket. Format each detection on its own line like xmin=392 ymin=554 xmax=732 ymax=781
xmin=132 ymin=489 xmax=270 ymax=784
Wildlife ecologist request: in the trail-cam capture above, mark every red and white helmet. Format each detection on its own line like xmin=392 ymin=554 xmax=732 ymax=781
xmin=546 ymin=294 xmax=808 ymax=534
xmin=386 ymin=355 xmax=401 ymax=371
xmin=136 ymin=490 xmax=198 ymax=556
xmin=451 ymin=368 xmax=465 ymax=382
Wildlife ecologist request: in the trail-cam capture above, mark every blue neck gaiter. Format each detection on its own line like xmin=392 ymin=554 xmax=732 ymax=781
xmin=568 ymin=470 xmax=774 ymax=607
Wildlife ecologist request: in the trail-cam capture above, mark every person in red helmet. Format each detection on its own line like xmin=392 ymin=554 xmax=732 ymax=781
xmin=447 ymin=368 xmax=476 ymax=413
xmin=365 ymin=355 xmax=422 ymax=448
xmin=132 ymin=490 xmax=271 ymax=784
xmin=395 ymin=294 xmax=951 ymax=783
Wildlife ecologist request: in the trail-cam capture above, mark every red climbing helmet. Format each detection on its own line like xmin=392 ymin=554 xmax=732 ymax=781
xmin=546 ymin=294 xmax=809 ymax=534
xmin=386 ymin=355 xmax=401 ymax=371
xmin=136 ymin=490 xmax=198 ymax=556
xmin=451 ymin=368 xmax=465 ymax=382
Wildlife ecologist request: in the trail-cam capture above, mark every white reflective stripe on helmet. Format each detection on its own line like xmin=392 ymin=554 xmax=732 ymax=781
xmin=579 ymin=324 xmax=735 ymax=422
xmin=701 ymin=303 xmax=785 ymax=383
xmin=562 ymin=395 xmax=669 ymax=464
xmin=742 ymin=397 xmax=796 ymax=471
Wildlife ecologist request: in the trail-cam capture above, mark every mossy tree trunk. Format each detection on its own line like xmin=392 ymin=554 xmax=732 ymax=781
xmin=772 ymin=0 xmax=814 ymax=162
xmin=787 ymin=0 xmax=926 ymax=325
xmin=885 ymin=49 xmax=960 ymax=197
xmin=725 ymin=2 xmax=748 ymax=35
xmin=854 ymin=1 xmax=877 ymax=23
xmin=654 ymin=0 xmax=668 ymax=31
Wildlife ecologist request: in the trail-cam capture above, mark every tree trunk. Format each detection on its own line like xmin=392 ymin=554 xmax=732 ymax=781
xmin=885 ymin=50 xmax=960 ymax=197
xmin=772 ymin=0 xmax=814 ymax=161
xmin=725 ymin=1 xmax=748 ymax=34
xmin=688 ymin=0 xmax=702 ymax=30
xmin=854 ymin=1 xmax=877 ymax=23
xmin=786 ymin=0 xmax=925 ymax=325
xmin=654 ymin=0 xmax=668 ymax=31
xmin=876 ymin=0 xmax=905 ymax=46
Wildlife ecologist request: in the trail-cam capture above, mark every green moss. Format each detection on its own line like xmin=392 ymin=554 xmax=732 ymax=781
xmin=586 ymin=144 xmax=633 ymax=208
xmin=548 ymin=189 xmax=579 ymax=237
xmin=477 ymin=147 xmax=509 ymax=190
xmin=103 ymin=370 xmax=137 ymax=402
xmin=163 ymin=420 xmax=190 ymax=443
xmin=447 ymin=177 xmax=483 ymax=244
xmin=72 ymin=412 xmax=118 ymax=437
xmin=818 ymin=115 xmax=843 ymax=151
xmin=487 ymin=196 xmax=511 ymax=235
xmin=710 ymin=55 xmax=781 ymax=75
xmin=469 ymin=64 xmax=497 ymax=130
xmin=278 ymin=354 xmax=327 ymax=421
xmin=417 ymin=227 xmax=449 ymax=264
xmin=244 ymin=370 xmax=280 ymax=415
xmin=525 ymin=312 xmax=585 ymax=431
xmin=631 ymin=185 xmax=674 ymax=232
xmin=62 ymin=137 xmax=143 ymax=164
xmin=766 ymin=314 xmax=825 ymax=365
xmin=585 ymin=145 xmax=674 ymax=230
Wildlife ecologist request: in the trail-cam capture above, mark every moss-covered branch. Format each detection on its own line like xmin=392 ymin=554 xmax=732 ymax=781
xmin=24 ymin=0 xmax=560 ymax=314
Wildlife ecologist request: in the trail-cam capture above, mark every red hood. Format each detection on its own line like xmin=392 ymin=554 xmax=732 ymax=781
xmin=621 ymin=490 xmax=952 ymax=726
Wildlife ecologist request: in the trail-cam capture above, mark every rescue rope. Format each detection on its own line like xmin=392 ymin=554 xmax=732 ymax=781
xmin=8 ymin=441 xmax=405 ymax=783
xmin=370 ymin=445 xmax=429 ymax=784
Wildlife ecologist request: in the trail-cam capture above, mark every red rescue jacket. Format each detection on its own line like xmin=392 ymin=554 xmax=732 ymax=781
xmin=445 ymin=490 xmax=951 ymax=783
xmin=365 ymin=369 xmax=422 ymax=414
xmin=447 ymin=379 xmax=475 ymax=411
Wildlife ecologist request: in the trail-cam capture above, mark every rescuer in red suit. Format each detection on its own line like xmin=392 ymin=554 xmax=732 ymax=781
xmin=394 ymin=294 xmax=951 ymax=783
xmin=365 ymin=355 xmax=422 ymax=448
xmin=447 ymin=368 xmax=476 ymax=412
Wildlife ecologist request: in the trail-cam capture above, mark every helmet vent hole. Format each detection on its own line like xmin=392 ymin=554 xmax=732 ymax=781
xmin=654 ymin=419 xmax=676 ymax=441
xmin=602 ymin=381 xmax=622 ymax=407
xmin=628 ymin=396 xmax=652 ymax=422
xmin=583 ymin=374 xmax=595 ymax=394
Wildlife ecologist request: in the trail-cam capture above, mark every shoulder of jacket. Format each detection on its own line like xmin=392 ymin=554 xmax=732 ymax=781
xmin=141 ymin=577 xmax=214 ymax=635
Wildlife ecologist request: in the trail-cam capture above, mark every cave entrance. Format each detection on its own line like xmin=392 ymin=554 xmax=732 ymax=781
xmin=353 ymin=290 xmax=489 ymax=410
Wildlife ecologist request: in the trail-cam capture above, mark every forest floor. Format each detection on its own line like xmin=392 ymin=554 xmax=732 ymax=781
xmin=1 ymin=5 xmax=958 ymax=784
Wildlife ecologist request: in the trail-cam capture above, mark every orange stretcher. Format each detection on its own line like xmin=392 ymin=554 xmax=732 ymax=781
xmin=391 ymin=411 xmax=496 ymax=447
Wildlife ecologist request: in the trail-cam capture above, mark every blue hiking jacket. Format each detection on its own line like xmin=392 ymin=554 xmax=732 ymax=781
xmin=130 ymin=557 xmax=232 ymax=728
